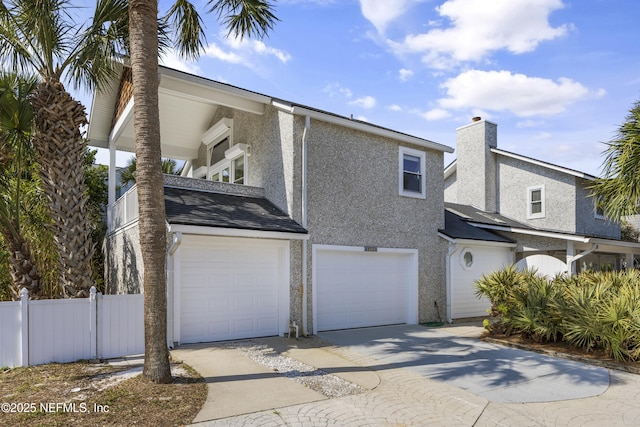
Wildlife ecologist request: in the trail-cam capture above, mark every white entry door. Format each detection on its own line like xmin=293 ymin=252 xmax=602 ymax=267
xmin=314 ymin=246 xmax=417 ymax=332
xmin=178 ymin=235 xmax=288 ymax=344
xmin=450 ymin=245 xmax=511 ymax=319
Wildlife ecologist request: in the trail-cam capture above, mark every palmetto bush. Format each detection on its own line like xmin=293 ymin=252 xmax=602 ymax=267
xmin=476 ymin=267 xmax=640 ymax=361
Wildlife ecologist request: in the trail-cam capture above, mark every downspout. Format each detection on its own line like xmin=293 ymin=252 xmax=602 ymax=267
xmin=166 ymin=231 xmax=183 ymax=348
xmin=301 ymin=115 xmax=310 ymax=336
xmin=107 ymin=139 xmax=117 ymax=232
xmin=567 ymin=243 xmax=598 ymax=275
xmin=445 ymin=241 xmax=458 ymax=324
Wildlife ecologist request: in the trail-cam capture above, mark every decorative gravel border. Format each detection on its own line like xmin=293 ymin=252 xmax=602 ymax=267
xmin=225 ymin=341 xmax=365 ymax=398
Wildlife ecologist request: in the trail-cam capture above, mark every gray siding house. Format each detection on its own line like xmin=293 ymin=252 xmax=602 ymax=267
xmin=88 ymin=65 xmax=453 ymax=345
xmin=441 ymin=117 xmax=640 ymax=322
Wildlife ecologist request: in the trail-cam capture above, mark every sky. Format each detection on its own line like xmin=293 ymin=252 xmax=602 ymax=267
xmin=79 ymin=0 xmax=640 ymax=176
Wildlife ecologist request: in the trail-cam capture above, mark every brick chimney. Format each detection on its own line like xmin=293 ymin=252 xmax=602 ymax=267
xmin=455 ymin=117 xmax=498 ymax=212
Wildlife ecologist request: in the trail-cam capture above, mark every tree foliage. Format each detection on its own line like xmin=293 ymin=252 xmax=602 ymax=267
xmin=591 ymin=100 xmax=640 ymax=221
xmin=476 ymin=267 xmax=640 ymax=361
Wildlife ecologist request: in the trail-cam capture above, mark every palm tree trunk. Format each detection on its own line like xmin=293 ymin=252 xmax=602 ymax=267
xmin=129 ymin=0 xmax=172 ymax=383
xmin=4 ymin=230 xmax=41 ymax=300
xmin=30 ymin=80 xmax=94 ymax=298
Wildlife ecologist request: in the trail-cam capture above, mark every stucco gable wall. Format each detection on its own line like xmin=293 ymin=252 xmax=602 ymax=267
xmin=305 ymin=120 xmax=446 ymax=322
xmin=195 ymin=106 xmax=298 ymax=219
xmin=497 ymin=155 xmax=577 ymax=233
xmin=444 ymin=170 xmax=457 ymax=203
xmin=575 ymin=178 xmax=620 ymax=239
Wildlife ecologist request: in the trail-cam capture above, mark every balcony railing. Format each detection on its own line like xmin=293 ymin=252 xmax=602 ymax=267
xmin=107 ymin=175 xmax=266 ymax=233
xmin=108 ymin=184 xmax=138 ymax=232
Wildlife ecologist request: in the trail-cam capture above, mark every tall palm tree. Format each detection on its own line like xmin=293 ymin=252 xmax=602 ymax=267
xmin=127 ymin=0 xmax=278 ymax=383
xmin=0 ymin=0 xmax=129 ymax=297
xmin=591 ymin=100 xmax=640 ymax=221
xmin=0 ymin=73 xmax=42 ymax=300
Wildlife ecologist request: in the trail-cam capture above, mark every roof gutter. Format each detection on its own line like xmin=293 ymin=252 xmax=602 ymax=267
xmin=467 ymin=222 xmax=591 ymax=243
xmin=438 ymin=232 xmax=516 ymax=248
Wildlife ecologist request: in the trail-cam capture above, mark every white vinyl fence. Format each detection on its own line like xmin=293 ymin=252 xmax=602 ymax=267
xmin=0 ymin=287 xmax=143 ymax=368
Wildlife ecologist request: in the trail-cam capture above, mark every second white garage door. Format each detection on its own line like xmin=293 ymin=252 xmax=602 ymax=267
xmin=314 ymin=246 xmax=418 ymax=332
xmin=177 ymin=235 xmax=289 ymax=344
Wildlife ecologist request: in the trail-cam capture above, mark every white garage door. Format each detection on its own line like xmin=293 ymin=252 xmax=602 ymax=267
xmin=178 ymin=236 xmax=288 ymax=344
xmin=450 ymin=245 xmax=511 ymax=319
xmin=314 ymin=246 xmax=417 ymax=332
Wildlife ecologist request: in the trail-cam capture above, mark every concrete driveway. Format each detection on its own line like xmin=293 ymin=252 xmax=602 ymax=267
xmin=176 ymin=324 xmax=640 ymax=426
xmin=320 ymin=324 xmax=610 ymax=403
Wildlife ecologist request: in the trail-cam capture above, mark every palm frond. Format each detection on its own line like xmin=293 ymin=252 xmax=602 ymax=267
xmin=208 ymin=0 xmax=279 ymax=40
xmin=162 ymin=0 xmax=206 ymax=60
xmin=589 ymin=100 xmax=640 ymax=220
xmin=65 ymin=0 xmax=128 ymax=91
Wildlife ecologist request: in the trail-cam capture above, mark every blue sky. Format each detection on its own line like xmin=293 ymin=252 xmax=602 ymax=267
xmin=82 ymin=0 xmax=640 ymax=175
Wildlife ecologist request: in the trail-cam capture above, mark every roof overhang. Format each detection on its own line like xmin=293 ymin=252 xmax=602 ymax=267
xmin=273 ymin=100 xmax=454 ymax=154
xmin=469 ymin=222 xmax=640 ymax=254
xmin=87 ymin=65 xmax=270 ymax=160
xmin=444 ymin=161 xmax=456 ymax=180
xmin=443 ymin=149 xmax=597 ymax=182
xmin=438 ymin=232 xmax=517 ymax=248
xmin=490 ymin=148 xmax=597 ymax=181
xmin=89 ymin=65 xmax=453 ymax=158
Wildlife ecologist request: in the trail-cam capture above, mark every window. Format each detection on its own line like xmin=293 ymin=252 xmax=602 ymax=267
xmin=594 ymin=196 xmax=605 ymax=220
xmin=462 ymin=251 xmax=473 ymax=268
xmin=399 ymin=147 xmax=426 ymax=198
xmin=208 ymin=141 xmax=247 ymax=185
xmin=527 ymin=185 xmax=545 ymax=219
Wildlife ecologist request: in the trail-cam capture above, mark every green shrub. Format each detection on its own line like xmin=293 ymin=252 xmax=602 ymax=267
xmin=476 ymin=267 xmax=640 ymax=361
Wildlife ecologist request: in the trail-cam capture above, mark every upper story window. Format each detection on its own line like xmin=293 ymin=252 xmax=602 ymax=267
xmin=200 ymin=118 xmax=248 ymax=185
xmin=399 ymin=147 xmax=426 ymax=199
xmin=527 ymin=185 xmax=545 ymax=219
xmin=594 ymin=196 xmax=606 ymax=220
xmin=209 ymin=141 xmax=247 ymax=185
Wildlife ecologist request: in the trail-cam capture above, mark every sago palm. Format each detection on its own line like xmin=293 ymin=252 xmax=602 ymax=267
xmin=0 ymin=0 xmax=129 ymax=297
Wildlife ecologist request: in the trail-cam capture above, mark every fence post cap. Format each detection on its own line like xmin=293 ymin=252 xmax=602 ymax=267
xmin=20 ymin=288 xmax=29 ymax=299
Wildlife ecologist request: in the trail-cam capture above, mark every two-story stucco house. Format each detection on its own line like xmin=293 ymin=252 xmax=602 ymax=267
xmin=87 ymin=65 xmax=453 ymax=345
xmin=441 ymin=117 xmax=640 ymax=322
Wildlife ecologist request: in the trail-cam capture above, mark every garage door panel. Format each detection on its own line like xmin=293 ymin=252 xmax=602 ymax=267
xmin=316 ymin=248 xmax=415 ymax=332
xmin=179 ymin=237 xmax=286 ymax=344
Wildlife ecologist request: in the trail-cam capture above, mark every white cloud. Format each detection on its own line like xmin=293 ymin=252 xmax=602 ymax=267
xmin=437 ymin=70 xmax=602 ymax=117
xmin=359 ymin=0 xmax=415 ymax=34
xmin=534 ymin=131 xmax=552 ymax=140
xmin=387 ymin=104 xmax=403 ymax=112
xmin=159 ymin=49 xmax=201 ymax=74
xmin=228 ymin=38 xmax=292 ymax=63
xmin=323 ymin=82 xmax=353 ymax=99
xmin=202 ymin=35 xmax=291 ymax=69
xmin=398 ymin=68 xmax=414 ymax=81
xmin=203 ymin=43 xmax=244 ymax=64
xmin=421 ymin=108 xmax=451 ymax=121
xmin=517 ymin=119 xmax=545 ymax=128
xmin=390 ymin=0 xmax=570 ymax=69
xmin=349 ymin=95 xmax=377 ymax=109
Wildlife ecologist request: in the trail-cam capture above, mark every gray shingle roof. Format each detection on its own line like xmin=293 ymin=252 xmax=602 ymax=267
xmin=440 ymin=203 xmax=516 ymax=243
xmin=164 ymin=186 xmax=307 ymax=234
